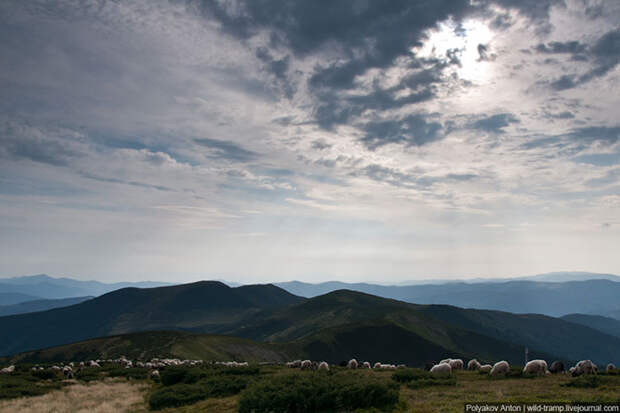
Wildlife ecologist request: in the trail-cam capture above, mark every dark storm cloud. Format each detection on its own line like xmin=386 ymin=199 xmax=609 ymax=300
xmin=469 ymin=113 xmax=519 ymax=133
xmin=193 ymin=138 xmax=258 ymax=162
xmin=360 ymin=115 xmax=443 ymax=150
xmin=546 ymin=28 xmax=620 ymax=90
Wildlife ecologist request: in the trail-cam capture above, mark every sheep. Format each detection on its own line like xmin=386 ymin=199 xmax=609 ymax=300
xmin=287 ymin=360 xmax=302 ymax=368
xmin=151 ymin=370 xmax=160 ymax=379
xmin=449 ymin=359 xmax=464 ymax=370
xmin=318 ymin=361 xmax=329 ymax=371
xmin=362 ymin=362 xmax=371 ymax=369
xmin=573 ymin=360 xmax=597 ymax=376
xmin=467 ymin=359 xmax=481 ymax=371
xmin=373 ymin=362 xmax=382 ymax=369
xmin=440 ymin=358 xmax=452 ymax=365
xmin=523 ymin=359 xmax=548 ymax=376
xmin=300 ymin=360 xmax=312 ymax=370
xmin=430 ymin=363 xmax=452 ymax=376
xmin=549 ymin=361 xmax=564 ymax=374
xmin=479 ymin=364 xmax=492 ymax=373
xmin=569 ymin=367 xmax=576 ymax=375
xmin=490 ymin=361 xmax=509 ymax=376
xmin=347 ymin=359 xmax=358 ymax=369
xmin=397 ymin=364 xmax=407 ymax=369
xmin=607 ymin=363 xmax=616 ymax=373
xmin=1 ymin=365 xmax=15 ymax=374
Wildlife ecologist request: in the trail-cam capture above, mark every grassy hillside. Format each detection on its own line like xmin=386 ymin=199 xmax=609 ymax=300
xmin=0 ymin=281 xmax=304 ymax=356
xmin=4 ymin=331 xmax=299 ymax=364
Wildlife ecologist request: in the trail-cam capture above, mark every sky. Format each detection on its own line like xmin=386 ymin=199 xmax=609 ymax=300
xmin=0 ymin=0 xmax=619 ymax=284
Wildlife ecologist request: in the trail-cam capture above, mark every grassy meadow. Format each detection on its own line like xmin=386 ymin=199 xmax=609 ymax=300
xmin=0 ymin=362 xmax=618 ymax=412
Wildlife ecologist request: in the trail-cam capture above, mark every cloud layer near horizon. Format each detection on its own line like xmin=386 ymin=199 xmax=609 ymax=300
xmin=0 ymin=0 xmax=619 ymax=283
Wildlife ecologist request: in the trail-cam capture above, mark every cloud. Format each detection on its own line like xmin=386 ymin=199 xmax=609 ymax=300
xmin=193 ymin=138 xmax=259 ymax=162
xmin=469 ymin=113 xmax=519 ymax=133
xmin=360 ymin=114 xmax=443 ymax=150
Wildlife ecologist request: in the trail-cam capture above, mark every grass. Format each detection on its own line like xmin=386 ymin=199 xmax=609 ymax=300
xmin=1 ymin=364 xmax=619 ymax=413
xmin=0 ymin=379 xmax=148 ymax=413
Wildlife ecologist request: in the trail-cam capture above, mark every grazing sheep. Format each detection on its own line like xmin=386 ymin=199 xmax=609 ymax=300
xmin=549 ymin=361 xmax=564 ymax=374
xmin=523 ymin=360 xmax=548 ymax=376
xmin=1 ymin=365 xmax=15 ymax=374
xmin=569 ymin=367 xmax=576 ymax=375
xmin=490 ymin=361 xmax=509 ymax=376
xmin=287 ymin=360 xmax=302 ymax=368
xmin=449 ymin=359 xmax=464 ymax=370
xmin=479 ymin=364 xmax=492 ymax=373
xmin=151 ymin=370 xmax=160 ymax=379
xmin=51 ymin=365 xmax=61 ymax=371
xmin=607 ymin=363 xmax=616 ymax=373
xmin=430 ymin=363 xmax=452 ymax=376
xmin=300 ymin=360 xmax=312 ymax=370
xmin=397 ymin=364 xmax=407 ymax=369
xmin=467 ymin=359 xmax=481 ymax=371
xmin=362 ymin=362 xmax=371 ymax=369
xmin=440 ymin=358 xmax=452 ymax=365
xmin=347 ymin=359 xmax=358 ymax=369
xmin=373 ymin=362 xmax=382 ymax=369
xmin=318 ymin=361 xmax=329 ymax=371
xmin=573 ymin=360 xmax=597 ymax=376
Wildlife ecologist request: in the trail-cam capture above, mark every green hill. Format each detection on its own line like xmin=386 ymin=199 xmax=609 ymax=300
xmin=561 ymin=313 xmax=620 ymax=338
xmin=0 ymin=281 xmax=303 ymax=356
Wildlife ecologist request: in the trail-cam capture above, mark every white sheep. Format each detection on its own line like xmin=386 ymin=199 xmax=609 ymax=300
xmin=440 ymin=358 xmax=452 ymax=365
xmin=490 ymin=361 xmax=509 ymax=376
xmin=362 ymin=362 xmax=371 ymax=369
xmin=479 ymin=364 xmax=492 ymax=373
xmin=467 ymin=359 xmax=481 ymax=371
xmin=1 ymin=365 xmax=15 ymax=374
xmin=151 ymin=370 xmax=160 ymax=378
xmin=569 ymin=367 xmax=576 ymax=375
xmin=397 ymin=364 xmax=407 ymax=369
xmin=318 ymin=361 xmax=329 ymax=371
xmin=523 ymin=359 xmax=548 ymax=376
xmin=373 ymin=362 xmax=382 ymax=369
xmin=430 ymin=363 xmax=452 ymax=376
xmin=607 ymin=363 xmax=616 ymax=373
xmin=300 ymin=360 xmax=312 ymax=370
xmin=347 ymin=359 xmax=358 ymax=369
xmin=573 ymin=360 xmax=597 ymax=376
xmin=449 ymin=359 xmax=464 ymax=370
xmin=287 ymin=360 xmax=302 ymax=368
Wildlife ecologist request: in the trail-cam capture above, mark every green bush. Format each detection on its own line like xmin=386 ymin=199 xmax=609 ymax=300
xmin=563 ymin=375 xmax=602 ymax=388
xmin=238 ymin=372 xmax=399 ymax=413
xmin=31 ymin=369 xmax=59 ymax=380
xmin=0 ymin=376 xmax=64 ymax=400
xmin=391 ymin=368 xmax=432 ymax=383
xmin=107 ymin=367 xmax=148 ymax=380
xmin=149 ymin=374 xmax=249 ymax=410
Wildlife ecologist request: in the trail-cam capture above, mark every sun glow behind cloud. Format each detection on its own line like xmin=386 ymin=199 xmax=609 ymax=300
xmin=414 ymin=18 xmax=494 ymax=84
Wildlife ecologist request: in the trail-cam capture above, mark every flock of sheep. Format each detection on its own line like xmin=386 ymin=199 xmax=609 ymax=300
xmin=1 ymin=356 xmax=616 ymax=379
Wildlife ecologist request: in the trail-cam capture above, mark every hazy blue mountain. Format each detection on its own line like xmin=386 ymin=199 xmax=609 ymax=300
xmin=0 ymin=296 xmax=93 ymax=317
xmin=561 ymin=314 xmax=620 ymax=338
xmin=515 ymin=272 xmax=620 ymax=283
xmin=0 ymin=292 xmax=42 ymax=306
xmin=0 ymin=274 xmax=170 ymax=299
xmin=276 ymin=279 xmax=620 ymax=318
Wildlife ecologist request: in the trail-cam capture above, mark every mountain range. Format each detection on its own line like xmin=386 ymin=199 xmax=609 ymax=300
xmin=0 ymin=274 xmax=168 ymax=305
xmin=1 ymin=281 xmax=619 ymax=368
xmin=0 ymin=296 xmax=93 ymax=317
xmin=275 ymin=278 xmax=620 ymax=319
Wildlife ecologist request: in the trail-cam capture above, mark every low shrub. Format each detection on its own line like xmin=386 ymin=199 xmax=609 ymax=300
xmin=0 ymin=375 xmax=64 ymax=400
xmin=238 ymin=372 xmax=399 ymax=413
xmin=107 ymin=367 xmax=148 ymax=380
xmin=149 ymin=374 xmax=249 ymax=409
xmin=563 ymin=375 xmax=602 ymax=388
xmin=31 ymin=369 xmax=59 ymax=380
xmin=392 ymin=368 xmax=432 ymax=383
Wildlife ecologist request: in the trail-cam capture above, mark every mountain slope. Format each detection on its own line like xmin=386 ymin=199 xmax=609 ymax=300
xmin=0 ymin=281 xmax=304 ymax=356
xmin=0 ymin=296 xmax=93 ymax=317
xmin=561 ymin=314 xmax=620 ymax=338
xmin=276 ymin=279 xmax=620 ymax=318
xmin=218 ymin=290 xmax=620 ymax=365
xmin=4 ymin=331 xmax=299 ymax=364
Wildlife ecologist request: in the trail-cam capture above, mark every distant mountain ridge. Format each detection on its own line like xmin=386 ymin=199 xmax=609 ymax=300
xmin=0 ymin=297 xmax=93 ymax=317
xmin=0 ymin=274 xmax=170 ymax=304
xmin=275 ymin=278 xmax=620 ymax=319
